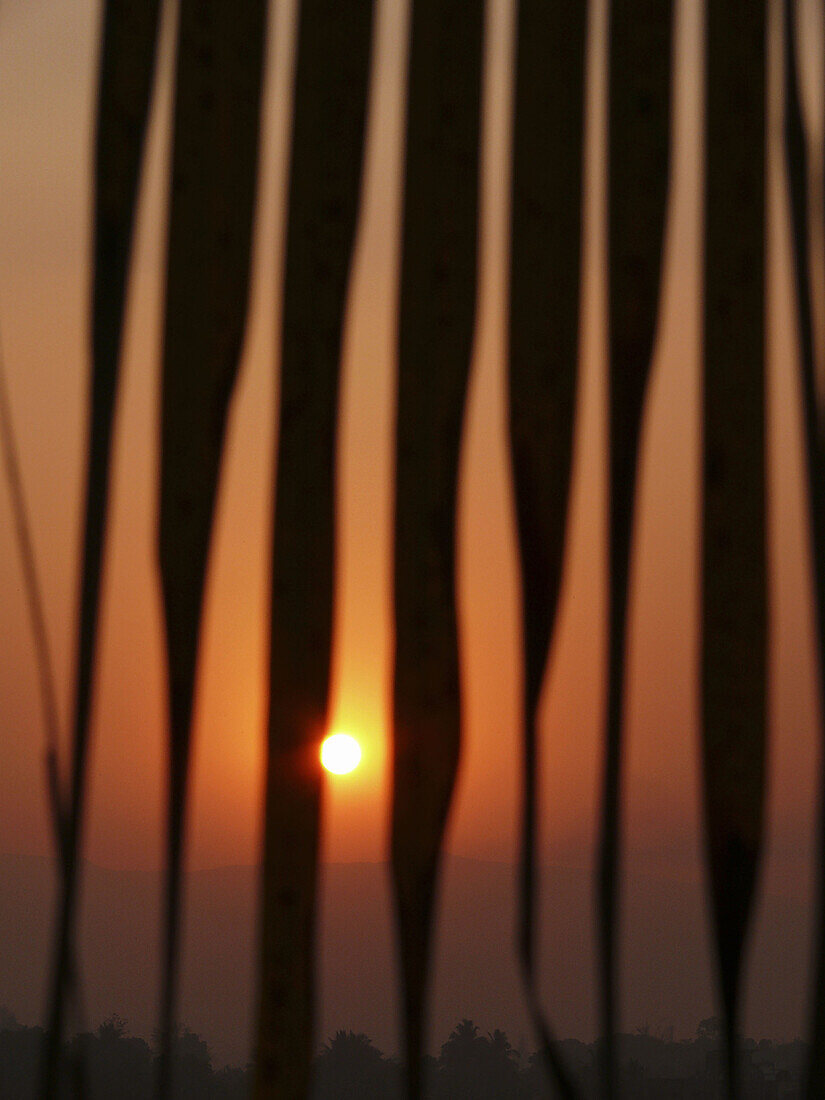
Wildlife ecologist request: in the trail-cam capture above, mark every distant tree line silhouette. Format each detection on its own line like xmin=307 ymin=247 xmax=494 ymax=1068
xmin=0 ymin=1009 xmax=807 ymax=1099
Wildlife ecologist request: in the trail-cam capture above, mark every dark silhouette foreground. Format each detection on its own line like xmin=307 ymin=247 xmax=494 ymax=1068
xmin=0 ymin=1010 xmax=805 ymax=1098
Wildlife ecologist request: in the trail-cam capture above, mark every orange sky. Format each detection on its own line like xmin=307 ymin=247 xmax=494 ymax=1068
xmin=0 ymin=0 xmax=822 ymax=986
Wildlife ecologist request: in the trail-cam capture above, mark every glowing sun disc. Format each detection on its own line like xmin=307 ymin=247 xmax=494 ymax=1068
xmin=321 ymin=733 xmax=362 ymax=775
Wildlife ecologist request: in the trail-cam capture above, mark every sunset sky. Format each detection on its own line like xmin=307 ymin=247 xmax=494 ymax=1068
xmin=1 ymin=0 xmax=824 ymax=1041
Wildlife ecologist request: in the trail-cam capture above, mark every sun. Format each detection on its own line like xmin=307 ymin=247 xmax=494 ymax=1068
xmin=320 ymin=732 xmax=362 ymax=775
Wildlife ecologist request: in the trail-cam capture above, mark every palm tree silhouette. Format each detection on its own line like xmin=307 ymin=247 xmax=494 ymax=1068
xmin=441 ymin=1018 xmax=482 ymax=1059
xmin=487 ymin=1029 xmax=515 ymax=1062
xmin=313 ymin=1030 xmax=398 ymax=1100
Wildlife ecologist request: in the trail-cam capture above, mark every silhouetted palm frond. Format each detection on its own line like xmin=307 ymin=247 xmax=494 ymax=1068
xmin=157 ymin=1 xmax=268 ymax=1094
xmin=602 ymin=3 xmax=674 ymax=1094
xmin=392 ymin=4 xmax=484 ymax=1097
xmin=702 ymin=4 xmax=768 ymax=1097
xmin=255 ymin=2 xmax=374 ymax=1095
xmin=508 ymin=1 xmax=587 ymax=1095
xmin=42 ymin=3 xmax=164 ymax=1094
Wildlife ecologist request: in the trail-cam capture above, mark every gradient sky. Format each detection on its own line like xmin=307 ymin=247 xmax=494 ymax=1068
xmin=1 ymin=0 xmax=824 ymax=1036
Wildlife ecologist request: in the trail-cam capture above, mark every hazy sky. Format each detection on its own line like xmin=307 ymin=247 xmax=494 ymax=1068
xmin=1 ymin=0 xmax=824 ymax=1037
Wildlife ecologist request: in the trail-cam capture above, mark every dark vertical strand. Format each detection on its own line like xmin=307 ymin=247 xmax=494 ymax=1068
xmin=1 ymin=338 xmax=86 ymax=1079
xmin=783 ymin=1 xmax=825 ymax=1091
xmin=0 ymin=339 xmax=63 ymax=845
xmin=703 ymin=3 xmax=767 ymax=1096
xmin=41 ymin=3 xmax=162 ymax=1095
xmin=1 ymin=333 xmax=81 ymax=1078
xmin=508 ymin=0 xmax=587 ymax=1095
xmin=156 ymin=2 xmax=267 ymax=1095
xmin=392 ymin=3 xmax=484 ymax=1097
xmin=601 ymin=2 xmax=674 ymax=1094
xmin=254 ymin=2 xmax=374 ymax=1096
